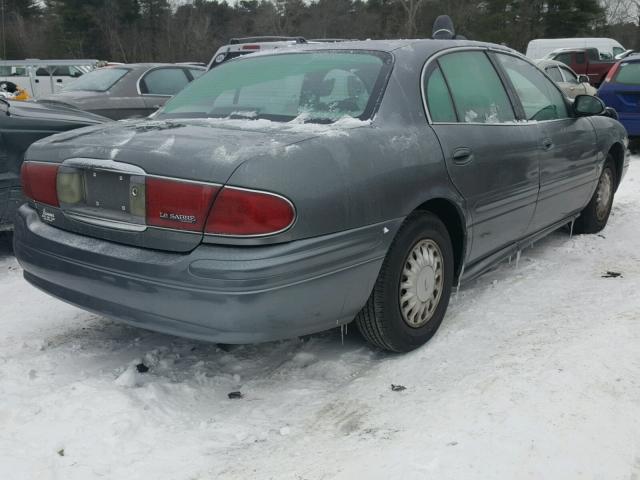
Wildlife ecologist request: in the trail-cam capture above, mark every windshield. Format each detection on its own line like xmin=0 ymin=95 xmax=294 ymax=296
xmin=62 ymin=67 xmax=129 ymax=92
xmin=159 ymin=51 xmax=392 ymax=123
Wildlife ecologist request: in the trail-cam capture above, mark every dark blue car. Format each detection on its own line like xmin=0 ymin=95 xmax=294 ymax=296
xmin=599 ymin=55 xmax=640 ymax=137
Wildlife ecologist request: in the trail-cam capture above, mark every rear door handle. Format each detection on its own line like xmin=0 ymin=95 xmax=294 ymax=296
xmin=542 ymin=138 xmax=554 ymax=151
xmin=452 ymin=147 xmax=473 ymax=165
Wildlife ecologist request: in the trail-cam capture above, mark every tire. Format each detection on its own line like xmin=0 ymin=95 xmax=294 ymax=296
xmin=355 ymin=212 xmax=454 ymax=352
xmin=574 ymin=156 xmax=616 ymax=234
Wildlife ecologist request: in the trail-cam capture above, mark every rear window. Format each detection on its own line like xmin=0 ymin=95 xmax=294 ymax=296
xmin=613 ymin=62 xmax=640 ymax=85
xmin=62 ymin=67 xmax=129 ymax=92
xmin=160 ymin=51 xmax=392 ymax=123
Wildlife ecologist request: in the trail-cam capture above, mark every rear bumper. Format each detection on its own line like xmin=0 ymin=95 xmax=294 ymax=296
xmin=14 ymin=205 xmax=399 ymax=343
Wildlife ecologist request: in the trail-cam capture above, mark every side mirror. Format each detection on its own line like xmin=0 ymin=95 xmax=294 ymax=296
xmin=573 ymin=95 xmax=606 ymax=116
xmin=578 ymin=74 xmax=590 ymax=84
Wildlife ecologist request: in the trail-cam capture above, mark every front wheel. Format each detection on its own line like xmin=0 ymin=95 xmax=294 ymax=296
xmin=574 ymin=156 xmax=616 ymax=234
xmin=355 ymin=212 xmax=454 ymax=352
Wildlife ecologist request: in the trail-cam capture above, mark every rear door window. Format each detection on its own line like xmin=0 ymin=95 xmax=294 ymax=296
xmin=612 ymin=62 xmax=640 ymax=85
xmin=425 ymin=66 xmax=457 ymax=122
xmin=496 ymin=54 xmax=569 ymax=121
xmin=438 ymin=51 xmax=515 ymax=124
xmin=140 ymin=68 xmax=191 ymax=96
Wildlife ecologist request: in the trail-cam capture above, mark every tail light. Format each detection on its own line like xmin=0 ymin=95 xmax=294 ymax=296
xmin=603 ymin=63 xmax=621 ymax=84
xmin=21 ymin=162 xmax=59 ymax=207
xmin=146 ymin=177 xmax=219 ymax=232
xmin=242 ymin=45 xmax=260 ymax=50
xmin=21 ymin=161 xmax=295 ymax=237
xmin=205 ymin=187 xmax=295 ymax=236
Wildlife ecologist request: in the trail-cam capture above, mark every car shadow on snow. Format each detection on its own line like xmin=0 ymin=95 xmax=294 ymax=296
xmin=39 ymin=312 xmax=381 ymax=391
xmin=0 ymin=231 xmax=14 ymax=258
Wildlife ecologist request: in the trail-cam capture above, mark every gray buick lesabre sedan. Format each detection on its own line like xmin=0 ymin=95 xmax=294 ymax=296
xmin=14 ymin=39 xmax=629 ymax=352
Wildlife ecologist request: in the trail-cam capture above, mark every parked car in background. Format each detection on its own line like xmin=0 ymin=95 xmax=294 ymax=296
xmin=0 ymin=99 xmax=107 ymax=231
xmin=207 ymin=36 xmax=308 ymax=69
xmin=598 ymin=55 xmax=640 ymax=137
xmin=526 ymin=38 xmax=625 ymax=60
xmin=13 ymin=37 xmax=629 ymax=353
xmin=0 ymin=60 xmax=98 ymax=98
xmin=545 ymin=48 xmax=616 ymax=87
xmin=38 ymin=64 xmax=205 ymax=120
xmin=535 ymin=59 xmax=597 ymax=98
xmin=615 ymin=49 xmax=636 ymax=60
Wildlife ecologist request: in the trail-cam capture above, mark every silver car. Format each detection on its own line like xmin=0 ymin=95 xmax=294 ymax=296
xmin=39 ymin=64 xmax=205 ymax=120
xmin=536 ymin=59 xmax=597 ymax=98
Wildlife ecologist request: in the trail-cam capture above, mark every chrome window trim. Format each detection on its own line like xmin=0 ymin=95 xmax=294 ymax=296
xmin=65 ymin=212 xmax=148 ymax=232
xmin=421 ymin=46 xmax=573 ymax=126
xmin=558 ymin=65 xmax=579 ymax=84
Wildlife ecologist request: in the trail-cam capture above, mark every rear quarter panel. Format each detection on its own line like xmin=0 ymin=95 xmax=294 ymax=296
xmin=587 ymin=115 xmax=629 ymax=178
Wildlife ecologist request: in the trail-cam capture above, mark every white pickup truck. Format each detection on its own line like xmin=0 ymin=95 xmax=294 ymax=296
xmin=0 ymin=59 xmax=98 ymax=99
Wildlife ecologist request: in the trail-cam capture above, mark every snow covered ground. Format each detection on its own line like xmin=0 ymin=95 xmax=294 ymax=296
xmin=1 ymin=159 xmax=640 ymax=480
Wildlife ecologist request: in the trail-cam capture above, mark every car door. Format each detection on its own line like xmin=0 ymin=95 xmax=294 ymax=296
xmin=34 ymin=66 xmax=57 ymax=97
xmin=424 ymin=50 xmax=540 ymax=262
xmin=139 ymin=67 xmax=192 ymax=115
xmin=493 ymin=53 xmax=600 ymax=234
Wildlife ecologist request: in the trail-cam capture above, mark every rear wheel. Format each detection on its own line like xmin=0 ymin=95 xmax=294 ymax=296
xmin=356 ymin=212 xmax=454 ymax=352
xmin=574 ymin=156 xmax=616 ymax=234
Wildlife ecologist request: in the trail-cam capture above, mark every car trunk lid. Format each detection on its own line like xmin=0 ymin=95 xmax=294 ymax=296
xmin=25 ymin=118 xmax=318 ymax=252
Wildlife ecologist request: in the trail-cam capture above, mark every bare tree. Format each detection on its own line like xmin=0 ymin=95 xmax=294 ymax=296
xmin=604 ymin=0 xmax=640 ymax=24
xmin=397 ymin=0 xmax=428 ymax=37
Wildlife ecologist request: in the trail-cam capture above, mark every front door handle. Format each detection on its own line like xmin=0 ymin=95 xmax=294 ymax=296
xmin=452 ymin=147 xmax=474 ymax=165
xmin=542 ymin=138 xmax=554 ymax=151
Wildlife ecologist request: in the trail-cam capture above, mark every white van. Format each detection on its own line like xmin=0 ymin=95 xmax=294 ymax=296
xmin=526 ymin=38 xmax=625 ymax=60
xmin=0 ymin=59 xmax=98 ymax=98
xmin=207 ymin=37 xmax=307 ymax=69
